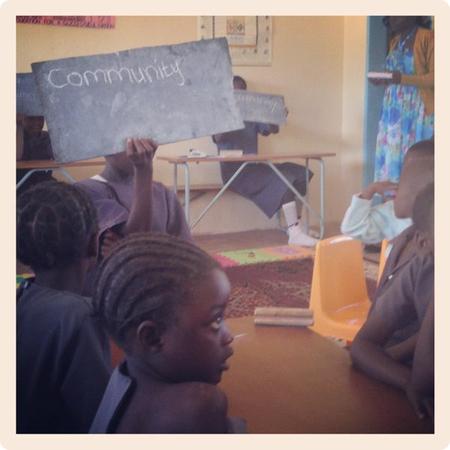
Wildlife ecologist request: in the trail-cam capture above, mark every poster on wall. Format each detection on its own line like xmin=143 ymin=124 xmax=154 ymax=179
xmin=198 ymin=16 xmax=272 ymax=66
xmin=16 ymin=16 xmax=116 ymax=29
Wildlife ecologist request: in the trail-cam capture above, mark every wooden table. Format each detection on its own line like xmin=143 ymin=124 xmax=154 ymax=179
xmin=158 ymin=153 xmax=335 ymax=237
xmin=16 ymin=159 xmax=105 ymax=190
xmin=220 ymin=317 xmax=433 ymax=433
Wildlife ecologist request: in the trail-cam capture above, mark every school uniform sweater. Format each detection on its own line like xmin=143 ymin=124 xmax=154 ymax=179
xmin=16 ymin=280 xmax=111 ymax=433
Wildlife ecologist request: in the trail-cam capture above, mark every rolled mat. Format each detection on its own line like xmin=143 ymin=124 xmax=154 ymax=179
xmin=254 ymin=316 xmax=314 ymax=327
xmin=254 ymin=307 xmax=313 ymax=318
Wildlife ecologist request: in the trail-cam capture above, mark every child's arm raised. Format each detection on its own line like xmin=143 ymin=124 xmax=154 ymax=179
xmin=121 ymin=138 xmax=158 ymax=236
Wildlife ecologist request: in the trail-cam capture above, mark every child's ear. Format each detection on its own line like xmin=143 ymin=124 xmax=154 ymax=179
xmin=416 ymin=232 xmax=433 ymax=253
xmin=136 ymin=320 xmax=163 ymax=352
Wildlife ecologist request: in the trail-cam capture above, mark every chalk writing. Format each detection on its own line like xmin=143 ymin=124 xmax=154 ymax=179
xmin=234 ymin=90 xmax=286 ymax=125
xmin=47 ymin=59 xmax=185 ymax=89
xmin=237 ymin=93 xmax=282 ymax=113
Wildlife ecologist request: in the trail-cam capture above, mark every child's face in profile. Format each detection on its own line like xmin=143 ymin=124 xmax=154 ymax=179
xmin=161 ymin=268 xmax=234 ymax=384
xmin=394 ymin=159 xmax=432 ymax=219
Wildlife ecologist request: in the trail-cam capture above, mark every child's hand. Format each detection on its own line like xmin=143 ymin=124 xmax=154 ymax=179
xmin=369 ymin=77 xmax=389 ymax=86
xmin=406 ymin=384 xmax=434 ymax=420
xmin=126 ymin=138 xmax=158 ymax=173
xmin=359 ymin=181 xmax=398 ymax=200
xmin=390 ymin=71 xmax=402 ymax=84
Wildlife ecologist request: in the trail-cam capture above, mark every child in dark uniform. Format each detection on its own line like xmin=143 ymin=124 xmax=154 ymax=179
xmin=90 ymin=233 xmax=244 ymax=433
xmin=76 ymin=138 xmax=191 ymax=295
xmin=16 ymin=114 xmax=55 ymax=194
xmin=16 ymin=181 xmax=111 ymax=433
xmin=407 ymin=183 xmax=434 ymax=419
xmin=212 ymin=76 xmax=316 ymax=247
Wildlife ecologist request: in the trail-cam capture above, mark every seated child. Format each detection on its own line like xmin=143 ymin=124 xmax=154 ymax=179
xmin=407 ymin=183 xmax=434 ymax=419
xmin=16 ymin=181 xmax=111 ymax=433
xmin=350 ymin=182 xmax=434 ymax=410
xmin=340 ymin=180 xmax=412 ymax=245
xmin=76 ymin=138 xmax=191 ymax=293
xmin=374 ymin=140 xmax=434 ymax=297
xmin=16 ymin=114 xmax=55 ymax=194
xmin=212 ymin=76 xmax=316 ymax=247
xmin=90 ymin=233 xmax=244 ymax=433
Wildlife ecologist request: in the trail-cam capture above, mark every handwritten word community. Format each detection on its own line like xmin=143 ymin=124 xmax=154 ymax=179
xmin=47 ymin=59 xmax=185 ymax=89
xmin=237 ymin=94 xmax=283 ymax=114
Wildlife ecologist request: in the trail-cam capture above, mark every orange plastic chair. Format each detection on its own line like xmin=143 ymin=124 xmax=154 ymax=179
xmin=309 ymin=235 xmax=371 ymax=341
xmin=377 ymin=239 xmax=389 ymax=284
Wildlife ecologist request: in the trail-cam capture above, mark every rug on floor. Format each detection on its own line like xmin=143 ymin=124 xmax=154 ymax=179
xmin=214 ymin=245 xmax=314 ymax=267
xmin=224 ymin=258 xmax=377 ymax=319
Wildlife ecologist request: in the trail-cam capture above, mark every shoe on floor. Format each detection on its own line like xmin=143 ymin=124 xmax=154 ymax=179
xmin=288 ymin=224 xmax=318 ymax=247
xmin=298 ymin=220 xmax=320 ymax=239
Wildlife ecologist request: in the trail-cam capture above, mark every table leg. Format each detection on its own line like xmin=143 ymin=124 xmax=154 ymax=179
xmin=17 ymin=167 xmax=77 ymax=191
xmin=267 ymin=162 xmax=320 ymax=223
xmin=318 ymin=158 xmax=325 ymax=239
xmin=58 ymin=168 xmax=76 ymax=184
xmin=305 ymin=158 xmax=310 ymax=234
xmin=173 ymin=163 xmax=178 ymax=194
xmin=190 ymin=162 xmax=250 ymax=230
xmin=16 ymin=169 xmax=39 ymax=191
xmin=182 ymin=162 xmax=190 ymax=224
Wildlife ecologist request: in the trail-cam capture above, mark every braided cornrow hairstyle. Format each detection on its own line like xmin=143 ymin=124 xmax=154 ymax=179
xmin=17 ymin=180 xmax=98 ymax=271
xmin=93 ymin=232 xmax=221 ymax=348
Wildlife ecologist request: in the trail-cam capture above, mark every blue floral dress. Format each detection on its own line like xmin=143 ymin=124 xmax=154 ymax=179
xmin=374 ymin=27 xmax=434 ymax=182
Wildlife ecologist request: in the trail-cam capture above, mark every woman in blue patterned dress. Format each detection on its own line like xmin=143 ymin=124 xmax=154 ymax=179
xmin=373 ymin=16 xmax=434 ymax=182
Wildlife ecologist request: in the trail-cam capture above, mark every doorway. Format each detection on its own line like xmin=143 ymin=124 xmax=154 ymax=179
xmin=362 ymin=16 xmax=387 ymax=186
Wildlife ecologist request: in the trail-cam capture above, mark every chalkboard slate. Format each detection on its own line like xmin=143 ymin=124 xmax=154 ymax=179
xmin=234 ymin=90 xmax=287 ymax=125
xmin=32 ymin=38 xmax=244 ymax=163
xmin=16 ymin=73 xmax=44 ymax=116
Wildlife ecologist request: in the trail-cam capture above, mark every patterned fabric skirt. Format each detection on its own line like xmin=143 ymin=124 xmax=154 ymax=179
xmin=374 ymin=85 xmax=434 ymax=182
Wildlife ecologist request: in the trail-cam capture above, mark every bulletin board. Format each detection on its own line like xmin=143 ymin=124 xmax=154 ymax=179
xmin=198 ymin=16 xmax=272 ymax=66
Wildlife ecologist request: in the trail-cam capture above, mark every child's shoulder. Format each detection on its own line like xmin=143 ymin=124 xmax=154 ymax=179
xmin=18 ymin=281 xmax=93 ymax=325
xmin=131 ymin=381 xmax=228 ymax=433
xmin=169 ymin=382 xmax=228 ymax=432
xmin=174 ymin=381 xmax=227 ymax=410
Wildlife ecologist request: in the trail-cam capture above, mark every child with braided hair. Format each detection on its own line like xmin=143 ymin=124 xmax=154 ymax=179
xmin=16 ymin=181 xmax=111 ymax=433
xmin=76 ymin=137 xmax=191 ymax=295
xmin=90 ymin=233 xmax=245 ymax=433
